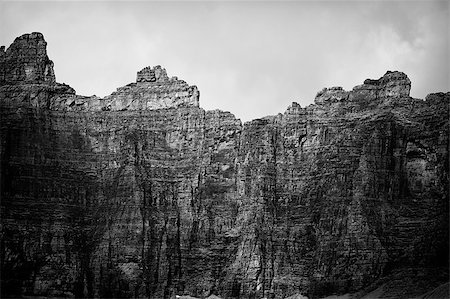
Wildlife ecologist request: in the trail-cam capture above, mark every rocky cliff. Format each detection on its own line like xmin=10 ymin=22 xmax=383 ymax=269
xmin=1 ymin=33 xmax=448 ymax=299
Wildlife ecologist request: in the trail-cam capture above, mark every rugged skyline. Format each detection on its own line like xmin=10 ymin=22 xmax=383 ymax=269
xmin=1 ymin=31 xmax=448 ymax=299
xmin=1 ymin=1 xmax=448 ymax=121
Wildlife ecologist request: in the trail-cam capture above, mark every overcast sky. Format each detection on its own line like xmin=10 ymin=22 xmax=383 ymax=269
xmin=1 ymin=1 xmax=448 ymax=121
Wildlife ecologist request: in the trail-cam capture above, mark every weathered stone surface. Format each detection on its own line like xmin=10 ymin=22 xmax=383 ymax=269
xmin=362 ymin=71 xmax=411 ymax=98
xmin=1 ymin=33 xmax=448 ymax=299
xmin=100 ymin=65 xmax=199 ymax=111
xmin=0 ymin=32 xmax=56 ymax=85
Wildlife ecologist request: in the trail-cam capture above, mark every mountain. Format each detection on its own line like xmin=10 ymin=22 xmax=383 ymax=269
xmin=1 ymin=32 xmax=448 ymax=299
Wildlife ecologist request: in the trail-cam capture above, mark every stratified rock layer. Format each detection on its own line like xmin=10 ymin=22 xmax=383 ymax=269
xmin=1 ymin=33 xmax=448 ymax=299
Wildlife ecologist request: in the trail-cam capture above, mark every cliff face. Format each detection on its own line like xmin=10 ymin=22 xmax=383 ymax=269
xmin=1 ymin=33 xmax=448 ymax=299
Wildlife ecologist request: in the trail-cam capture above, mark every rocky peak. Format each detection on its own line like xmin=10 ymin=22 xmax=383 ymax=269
xmin=361 ymin=70 xmax=411 ymax=98
xmin=102 ymin=65 xmax=200 ymax=111
xmin=0 ymin=32 xmax=56 ymax=86
xmin=137 ymin=65 xmax=169 ymax=82
xmin=0 ymin=33 xmax=199 ymax=111
xmin=314 ymin=71 xmax=411 ymax=106
xmin=47 ymin=64 xmax=200 ymax=111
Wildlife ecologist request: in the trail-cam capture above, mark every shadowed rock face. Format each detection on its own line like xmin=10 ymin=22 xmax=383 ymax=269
xmin=0 ymin=32 xmax=56 ymax=85
xmin=1 ymin=33 xmax=448 ymax=299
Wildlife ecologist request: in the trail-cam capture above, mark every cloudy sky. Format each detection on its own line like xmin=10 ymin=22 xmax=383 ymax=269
xmin=1 ymin=1 xmax=448 ymax=121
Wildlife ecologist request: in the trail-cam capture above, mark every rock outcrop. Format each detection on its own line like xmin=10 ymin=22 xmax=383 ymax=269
xmin=0 ymin=32 xmax=56 ymax=85
xmin=34 ymin=64 xmax=199 ymax=112
xmin=101 ymin=65 xmax=199 ymax=111
xmin=1 ymin=33 xmax=448 ymax=299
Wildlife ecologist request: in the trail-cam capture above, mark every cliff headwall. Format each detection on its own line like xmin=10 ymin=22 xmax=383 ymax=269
xmin=1 ymin=33 xmax=448 ymax=299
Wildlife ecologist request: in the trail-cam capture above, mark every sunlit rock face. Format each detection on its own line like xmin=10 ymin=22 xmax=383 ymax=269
xmin=102 ymin=65 xmax=200 ymax=111
xmin=1 ymin=33 xmax=448 ymax=299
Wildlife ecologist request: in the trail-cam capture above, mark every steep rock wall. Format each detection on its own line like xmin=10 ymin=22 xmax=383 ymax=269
xmin=1 ymin=33 xmax=448 ymax=299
